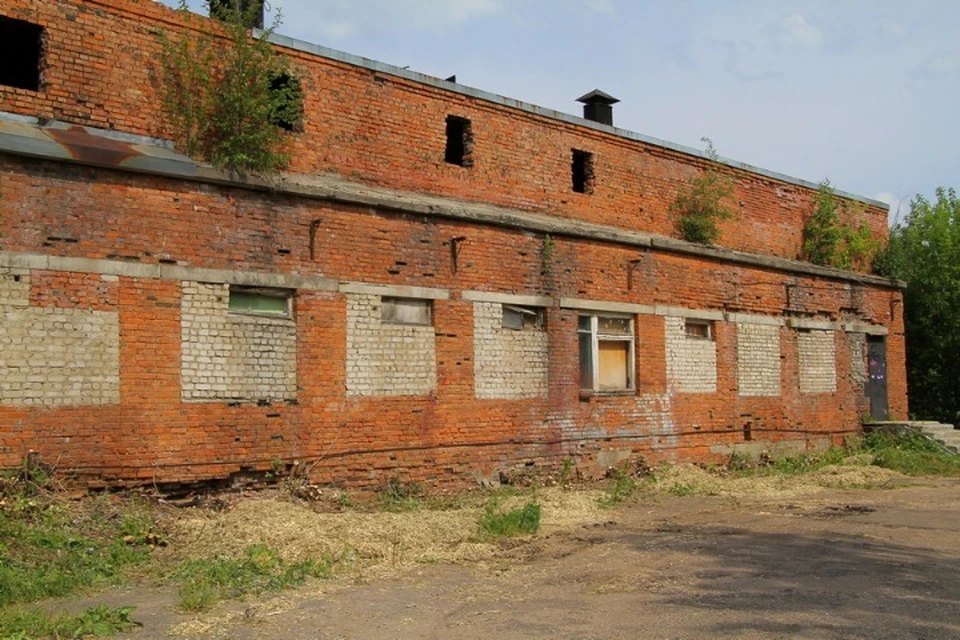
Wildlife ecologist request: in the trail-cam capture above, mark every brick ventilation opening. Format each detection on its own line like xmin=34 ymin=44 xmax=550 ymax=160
xmin=572 ymin=149 xmax=594 ymax=194
xmin=445 ymin=115 xmax=473 ymax=167
xmin=0 ymin=16 xmax=43 ymax=91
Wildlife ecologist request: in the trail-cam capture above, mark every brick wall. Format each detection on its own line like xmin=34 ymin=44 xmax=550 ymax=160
xmin=798 ymin=330 xmax=838 ymax=394
xmin=180 ymin=282 xmax=297 ymax=402
xmin=737 ymin=322 xmax=781 ymax=397
xmin=0 ymin=0 xmax=909 ymax=489
xmin=0 ymin=268 xmax=120 ymax=407
xmin=473 ymin=301 xmax=548 ymax=400
xmin=0 ymin=0 xmax=889 ymax=262
xmin=665 ymin=316 xmax=717 ymax=394
xmin=345 ymin=293 xmax=437 ymax=397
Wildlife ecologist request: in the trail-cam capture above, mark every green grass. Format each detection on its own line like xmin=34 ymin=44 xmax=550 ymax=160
xmin=169 ymin=544 xmax=332 ymax=612
xmin=863 ymin=430 xmax=960 ymax=476
xmin=376 ymin=478 xmax=426 ymax=512
xmin=478 ymin=501 xmax=541 ymax=538
xmin=597 ymin=464 xmax=644 ymax=507
xmin=0 ymin=604 xmax=138 ymax=639
xmin=0 ymin=499 xmax=154 ymax=607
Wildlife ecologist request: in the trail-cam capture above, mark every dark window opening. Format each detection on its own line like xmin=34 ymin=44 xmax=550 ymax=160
xmin=269 ymin=72 xmax=304 ymax=132
xmin=445 ymin=115 xmax=473 ymax=167
xmin=0 ymin=16 xmax=43 ymax=91
xmin=572 ymin=149 xmax=594 ymax=194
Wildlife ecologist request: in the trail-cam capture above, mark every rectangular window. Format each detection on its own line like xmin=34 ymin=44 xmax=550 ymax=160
xmin=502 ymin=305 xmax=545 ymax=331
xmin=445 ymin=115 xmax=473 ymax=167
xmin=0 ymin=16 xmax=43 ymax=91
xmin=572 ymin=149 xmax=594 ymax=194
xmin=228 ymin=286 xmax=292 ymax=318
xmin=578 ymin=313 xmax=634 ymax=392
xmin=382 ymin=297 xmax=433 ymax=325
xmin=684 ymin=319 xmax=712 ymax=340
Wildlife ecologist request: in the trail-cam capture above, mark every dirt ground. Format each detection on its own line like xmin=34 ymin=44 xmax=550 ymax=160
xmin=70 ymin=473 xmax=960 ymax=640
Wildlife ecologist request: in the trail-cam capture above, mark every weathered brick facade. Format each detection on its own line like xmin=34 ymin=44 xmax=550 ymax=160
xmin=0 ymin=0 xmax=906 ymax=488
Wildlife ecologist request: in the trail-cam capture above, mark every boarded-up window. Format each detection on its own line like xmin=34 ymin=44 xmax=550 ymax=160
xmin=382 ymin=297 xmax=432 ymax=325
xmin=685 ymin=319 xmax=712 ymax=340
xmin=578 ymin=313 xmax=634 ymax=392
xmin=502 ymin=305 xmax=544 ymax=330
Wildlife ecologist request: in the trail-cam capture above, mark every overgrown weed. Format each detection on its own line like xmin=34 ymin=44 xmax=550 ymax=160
xmin=477 ymin=501 xmax=541 ymax=539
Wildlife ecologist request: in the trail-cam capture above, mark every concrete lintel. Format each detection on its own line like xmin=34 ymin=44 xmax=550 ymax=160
xmin=340 ymin=281 xmax=450 ymax=300
xmin=787 ymin=318 xmax=837 ymax=331
xmin=461 ymin=290 xmax=553 ymax=307
xmin=655 ymin=305 xmax=724 ymax=321
xmin=0 ymin=250 xmax=339 ymax=292
xmin=0 ymin=252 xmax=49 ymax=270
xmin=844 ymin=321 xmax=889 ymax=336
xmin=725 ymin=312 xmax=785 ymax=327
xmin=559 ymin=298 xmax=655 ymax=315
xmin=162 ymin=265 xmax=337 ymax=291
xmin=50 ymin=256 xmax=161 ymax=279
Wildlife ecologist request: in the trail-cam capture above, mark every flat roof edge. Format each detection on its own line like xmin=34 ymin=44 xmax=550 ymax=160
xmin=263 ymin=30 xmax=888 ymax=210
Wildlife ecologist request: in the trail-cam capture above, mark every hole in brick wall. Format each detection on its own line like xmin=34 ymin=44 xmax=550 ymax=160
xmin=268 ymin=72 xmax=304 ymax=132
xmin=0 ymin=16 xmax=43 ymax=91
xmin=743 ymin=423 xmax=753 ymax=441
xmin=12 ymin=275 xmax=21 ymax=282
xmin=445 ymin=115 xmax=473 ymax=167
xmin=277 ymin=248 xmax=291 ymax=255
xmin=572 ymin=149 xmax=594 ymax=194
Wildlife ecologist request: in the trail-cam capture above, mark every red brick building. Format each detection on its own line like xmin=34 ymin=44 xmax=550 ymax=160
xmin=0 ymin=0 xmax=905 ymax=488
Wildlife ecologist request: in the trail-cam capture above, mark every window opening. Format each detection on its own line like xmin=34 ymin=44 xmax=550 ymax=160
xmin=382 ymin=297 xmax=433 ymax=325
xmin=228 ymin=286 xmax=292 ymax=317
xmin=502 ymin=305 xmax=545 ymax=331
xmin=0 ymin=16 xmax=43 ymax=91
xmin=572 ymin=149 xmax=594 ymax=194
xmin=684 ymin=319 xmax=712 ymax=340
xmin=445 ymin=115 xmax=473 ymax=167
xmin=578 ymin=313 xmax=634 ymax=392
xmin=268 ymin=72 xmax=304 ymax=132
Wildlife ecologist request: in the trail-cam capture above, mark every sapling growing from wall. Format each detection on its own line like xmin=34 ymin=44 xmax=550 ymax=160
xmin=671 ymin=138 xmax=737 ymax=245
xmin=158 ymin=1 xmax=303 ymax=174
xmin=802 ymin=179 xmax=879 ymax=271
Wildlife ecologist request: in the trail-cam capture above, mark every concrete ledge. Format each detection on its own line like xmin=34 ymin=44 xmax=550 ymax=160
xmin=560 ymin=298 xmax=655 ymax=315
xmin=655 ymin=305 xmax=724 ymax=321
xmin=461 ymin=290 xmax=553 ymax=307
xmin=787 ymin=318 xmax=838 ymax=331
xmin=0 ymin=116 xmax=904 ymax=290
xmin=339 ymin=282 xmax=450 ymax=300
xmin=725 ymin=312 xmax=786 ymax=327
xmin=844 ymin=321 xmax=889 ymax=335
xmin=0 ymin=250 xmax=339 ymax=291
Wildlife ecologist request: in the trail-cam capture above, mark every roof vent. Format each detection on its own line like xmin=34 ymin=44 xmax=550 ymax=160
xmin=210 ymin=0 xmax=264 ymax=29
xmin=576 ymin=89 xmax=619 ymax=126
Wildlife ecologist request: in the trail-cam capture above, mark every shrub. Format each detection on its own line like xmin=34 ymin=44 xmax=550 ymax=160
xmin=672 ymin=138 xmax=736 ymax=244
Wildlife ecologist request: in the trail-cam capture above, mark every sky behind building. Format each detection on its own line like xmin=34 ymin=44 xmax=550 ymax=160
xmin=161 ymin=0 xmax=960 ymax=225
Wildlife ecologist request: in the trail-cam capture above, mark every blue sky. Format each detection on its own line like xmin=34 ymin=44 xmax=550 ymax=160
xmin=162 ymin=0 xmax=960 ymax=225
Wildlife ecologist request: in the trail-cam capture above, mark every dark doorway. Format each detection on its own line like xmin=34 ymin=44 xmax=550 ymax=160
xmin=866 ymin=335 xmax=889 ymax=420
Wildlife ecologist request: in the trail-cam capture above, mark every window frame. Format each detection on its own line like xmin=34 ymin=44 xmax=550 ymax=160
xmin=684 ymin=319 xmax=713 ymax=340
xmin=578 ymin=312 xmax=635 ymax=393
xmin=381 ymin=296 xmax=434 ymax=326
xmin=227 ymin=285 xmax=294 ymax=319
xmin=502 ymin=304 xmax=545 ymax=331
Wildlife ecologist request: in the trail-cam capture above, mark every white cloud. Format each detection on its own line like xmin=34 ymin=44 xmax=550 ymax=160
xmin=775 ymin=14 xmax=824 ymax=50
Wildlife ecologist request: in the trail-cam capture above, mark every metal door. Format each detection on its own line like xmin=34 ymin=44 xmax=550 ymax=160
xmin=865 ymin=336 xmax=889 ymax=420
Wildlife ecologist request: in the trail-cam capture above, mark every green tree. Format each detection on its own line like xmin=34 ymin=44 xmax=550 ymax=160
xmin=802 ymin=179 xmax=879 ymax=271
xmin=877 ymin=187 xmax=960 ymax=423
xmin=158 ymin=1 xmax=303 ymax=174
xmin=672 ymin=138 xmax=736 ymax=245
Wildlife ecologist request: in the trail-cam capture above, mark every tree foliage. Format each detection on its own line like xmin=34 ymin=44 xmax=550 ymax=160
xmin=876 ymin=187 xmax=960 ymax=423
xmin=802 ymin=179 xmax=879 ymax=271
xmin=672 ymin=138 xmax=737 ymax=245
xmin=158 ymin=1 xmax=303 ymax=175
